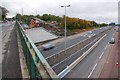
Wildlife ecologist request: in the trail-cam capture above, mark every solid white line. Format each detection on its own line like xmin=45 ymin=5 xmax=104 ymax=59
xmin=57 ymin=34 xmax=106 ymax=78
xmin=46 ymin=37 xmax=89 ymax=59
xmin=46 ymin=33 xmax=105 ymax=59
xmin=52 ymin=37 xmax=99 ymax=68
xmin=57 ymin=67 xmax=71 ymax=78
xmin=88 ymin=63 xmax=98 ymax=78
xmin=46 ymin=29 xmax=108 ymax=59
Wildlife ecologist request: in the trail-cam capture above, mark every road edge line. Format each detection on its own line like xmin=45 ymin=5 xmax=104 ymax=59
xmin=58 ymin=34 xmax=107 ymax=78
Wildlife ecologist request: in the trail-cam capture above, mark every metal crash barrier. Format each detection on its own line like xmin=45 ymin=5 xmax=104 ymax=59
xmin=16 ymin=21 xmax=59 ymax=79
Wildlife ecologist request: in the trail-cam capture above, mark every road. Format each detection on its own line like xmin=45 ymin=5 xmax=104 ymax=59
xmin=52 ymin=36 xmax=100 ymax=74
xmin=36 ymin=25 xmax=115 ymax=78
xmin=39 ymin=26 xmax=110 ymax=58
xmin=52 ymin=26 xmax=112 ymax=75
xmin=99 ymin=27 xmax=118 ymax=78
xmin=33 ymin=24 xmax=116 ymax=78
xmin=64 ymin=27 xmax=117 ymax=78
xmin=2 ymin=22 xmax=22 ymax=78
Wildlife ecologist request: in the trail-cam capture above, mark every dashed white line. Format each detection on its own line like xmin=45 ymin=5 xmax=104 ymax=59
xmin=108 ymin=44 xmax=110 ymax=47
xmin=99 ymin=43 xmax=109 ymax=59
xmin=88 ymin=63 xmax=98 ymax=78
xmin=99 ymin=52 xmax=104 ymax=59
xmin=104 ymin=45 xmax=107 ymax=50
xmin=57 ymin=34 xmax=106 ymax=78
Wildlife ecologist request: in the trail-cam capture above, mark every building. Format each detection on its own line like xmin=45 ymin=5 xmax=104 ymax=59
xmin=109 ymin=22 xmax=116 ymax=26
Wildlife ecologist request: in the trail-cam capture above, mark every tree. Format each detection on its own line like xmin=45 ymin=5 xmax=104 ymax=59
xmin=0 ymin=6 xmax=9 ymax=20
xmin=16 ymin=13 xmax=22 ymax=21
xmin=60 ymin=16 xmax=99 ymax=30
xmin=100 ymin=23 xmax=108 ymax=27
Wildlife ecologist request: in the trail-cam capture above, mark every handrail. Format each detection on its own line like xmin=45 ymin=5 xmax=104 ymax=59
xmin=16 ymin=21 xmax=59 ymax=79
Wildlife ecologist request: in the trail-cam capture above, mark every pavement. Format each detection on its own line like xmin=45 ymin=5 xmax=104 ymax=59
xmin=2 ymin=22 xmax=22 ymax=78
xmin=99 ymin=28 xmax=118 ymax=78
xmin=119 ymin=26 xmax=120 ymax=79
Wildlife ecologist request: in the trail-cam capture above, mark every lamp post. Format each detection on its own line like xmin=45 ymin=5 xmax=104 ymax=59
xmin=98 ymin=16 xmax=101 ymax=27
xmin=61 ymin=5 xmax=70 ymax=54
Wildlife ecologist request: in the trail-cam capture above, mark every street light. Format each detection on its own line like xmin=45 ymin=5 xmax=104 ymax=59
xmin=98 ymin=16 xmax=101 ymax=27
xmin=61 ymin=5 xmax=70 ymax=54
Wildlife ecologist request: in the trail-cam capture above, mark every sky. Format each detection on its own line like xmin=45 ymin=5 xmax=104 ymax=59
xmin=0 ymin=0 xmax=119 ymax=23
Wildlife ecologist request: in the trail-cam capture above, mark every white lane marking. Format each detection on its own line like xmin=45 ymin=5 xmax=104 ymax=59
xmin=46 ymin=29 xmax=108 ymax=59
xmin=99 ymin=44 xmax=108 ymax=59
xmin=99 ymin=52 xmax=104 ymax=59
xmin=46 ymin=37 xmax=89 ymax=59
xmin=52 ymin=37 xmax=99 ymax=68
xmin=88 ymin=63 xmax=98 ymax=78
xmin=104 ymin=45 xmax=107 ymax=50
xmin=112 ymin=31 xmax=116 ymax=37
xmin=57 ymin=67 xmax=71 ymax=78
xmin=58 ymin=34 xmax=107 ymax=78
xmin=46 ymin=33 xmax=106 ymax=59
xmin=99 ymin=34 xmax=111 ymax=59
xmin=108 ymin=44 xmax=110 ymax=47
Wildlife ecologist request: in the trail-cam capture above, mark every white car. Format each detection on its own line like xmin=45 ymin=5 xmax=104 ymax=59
xmin=88 ymin=31 xmax=93 ymax=34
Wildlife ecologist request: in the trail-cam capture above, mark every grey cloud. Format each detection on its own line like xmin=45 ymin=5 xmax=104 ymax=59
xmin=0 ymin=0 xmax=118 ymax=23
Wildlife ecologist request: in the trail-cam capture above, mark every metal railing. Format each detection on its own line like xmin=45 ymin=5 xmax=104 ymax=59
xmin=16 ymin=21 xmax=59 ymax=79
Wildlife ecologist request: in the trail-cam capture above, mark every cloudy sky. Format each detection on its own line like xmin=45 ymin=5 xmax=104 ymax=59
xmin=0 ymin=0 xmax=119 ymax=23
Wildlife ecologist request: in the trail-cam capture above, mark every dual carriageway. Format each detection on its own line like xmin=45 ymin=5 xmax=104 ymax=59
xmin=1 ymin=21 xmax=118 ymax=79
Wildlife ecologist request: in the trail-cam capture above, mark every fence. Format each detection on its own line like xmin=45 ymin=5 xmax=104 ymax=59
xmin=16 ymin=21 xmax=59 ymax=79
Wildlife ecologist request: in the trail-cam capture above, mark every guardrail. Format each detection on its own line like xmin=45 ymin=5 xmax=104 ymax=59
xmin=16 ymin=21 xmax=59 ymax=79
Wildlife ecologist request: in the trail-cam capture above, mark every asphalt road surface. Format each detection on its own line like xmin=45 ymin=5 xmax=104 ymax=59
xmin=51 ymin=26 xmax=113 ymax=75
xmin=40 ymin=27 xmax=110 ymax=58
xmin=2 ymin=22 xmax=22 ymax=78
xmin=64 ymin=27 xmax=116 ymax=78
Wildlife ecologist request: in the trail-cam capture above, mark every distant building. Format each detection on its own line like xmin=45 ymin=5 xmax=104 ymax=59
xmin=118 ymin=1 xmax=120 ymax=24
xmin=109 ymin=22 xmax=116 ymax=26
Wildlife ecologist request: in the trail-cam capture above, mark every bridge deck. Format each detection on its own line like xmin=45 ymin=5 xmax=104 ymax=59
xmin=2 ymin=23 xmax=22 ymax=78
